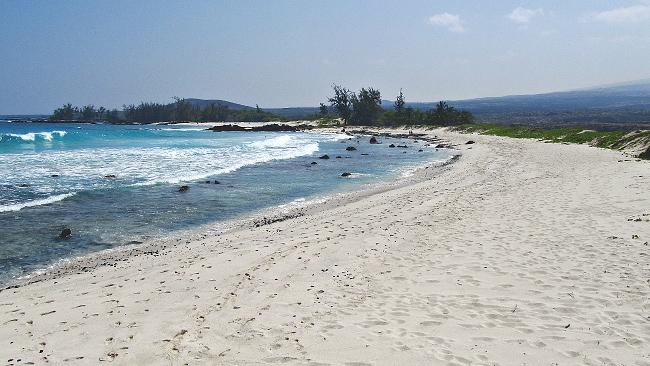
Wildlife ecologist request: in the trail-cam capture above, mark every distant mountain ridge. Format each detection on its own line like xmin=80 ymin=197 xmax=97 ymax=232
xmin=432 ymin=80 xmax=650 ymax=113
xmin=185 ymin=80 xmax=650 ymax=118
xmin=184 ymin=99 xmax=255 ymax=111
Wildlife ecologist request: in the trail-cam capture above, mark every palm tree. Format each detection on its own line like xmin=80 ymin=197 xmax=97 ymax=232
xmin=433 ymin=101 xmax=454 ymax=126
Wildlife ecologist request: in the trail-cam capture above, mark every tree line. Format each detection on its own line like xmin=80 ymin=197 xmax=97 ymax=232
xmin=50 ymin=103 xmax=123 ymax=123
xmin=50 ymin=87 xmax=475 ymax=126
xmin=324 ymin=85 xmax=474 ymax=126
xmin=50 ymin=98 xmax=282 ymax=124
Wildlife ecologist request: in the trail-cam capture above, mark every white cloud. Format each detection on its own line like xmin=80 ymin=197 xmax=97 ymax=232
xmin=507 ymin=7 xmax=544 ymax=24
xmin=593 ymin=5 xmax=650 ymax=23
xmin=428 ymin=13 xmax=465 ymax=33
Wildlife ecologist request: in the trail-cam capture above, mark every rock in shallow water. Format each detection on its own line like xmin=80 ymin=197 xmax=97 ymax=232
xmin=59 ymin=228 xmax=72 ymax=238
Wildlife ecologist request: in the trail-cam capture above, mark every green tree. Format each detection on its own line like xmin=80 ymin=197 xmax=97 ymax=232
xmin=97 ymin=106 xmax=107 ymax=120
xmin=391 ymin=89 xmax=407 ymax=125
xmin=328 ymin=84 xmax=353 ymax=125
xmin=80 ymin=105 xmax=96 ymax=121
xmin=105 ymin=109 xmax=121 ymax=123
xmin=319 ymin=103 xmax=329 ymax=116
xmin=404 ymin=106 xmax=415 ymax=124
xmin=50 ymin=103 xmax=78 ymax=120
xmin=455 ymin=110 xmax=475 ymax=124
xmin=173 ymin=97 xmax=194 ymax=122
xmin=202 ymin=102 xmax=231 ymax=122
xmin=432 ymin=101 xmax=454 ymax=126
xmin=394 ymin=89 xmax=405 ymax=115
xmin=350 ymin=87 xmax=382 ymax=126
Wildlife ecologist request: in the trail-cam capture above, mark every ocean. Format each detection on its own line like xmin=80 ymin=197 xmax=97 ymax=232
xmin=0 ymin=121 xmax=456 ymax=288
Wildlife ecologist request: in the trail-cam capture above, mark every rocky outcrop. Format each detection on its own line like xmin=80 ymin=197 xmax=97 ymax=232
xmin=207 ymin=124 xmax=298 ymax=132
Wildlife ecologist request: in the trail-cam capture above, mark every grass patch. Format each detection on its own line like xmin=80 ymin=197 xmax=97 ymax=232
xmin=452 ymin=124 xmax=650 ymax=158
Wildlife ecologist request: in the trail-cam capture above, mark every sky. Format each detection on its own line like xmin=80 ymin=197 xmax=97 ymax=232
xmin=1 ymin=1 xmax=649 ymax=114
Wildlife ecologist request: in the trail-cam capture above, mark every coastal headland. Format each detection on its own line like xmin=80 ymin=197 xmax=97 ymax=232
xmin=1 ymin=126 xmax=649 ymax=365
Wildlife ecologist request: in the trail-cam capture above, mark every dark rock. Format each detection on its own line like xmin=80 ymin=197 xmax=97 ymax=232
xmin=361 ymin=153 xmax=369 ymax=156
xmin=207 ymin=124 xmax=297 ymax=132
xmin=397 ymin=145 xmax=408 ymax=148
xmin=341 ymin=172 xmax=352 ymax=177
xmin=346 ymin=146 xmax=357 ymax=151
xmin=311 ymin=162 xmax=317 ymax=165
xmin=369 ymin=136 xmax=379 ymax=144
xmin=18 ymin=184 xmax=29 ymax=187
xmin=51 ymin=174 xmax=59 ymax=177
xmin=389 ymin=144 xmax=395 ymax=148
xmin=206 ymin=181 xmax=211 ymax=184
xmin=214 ymin=180 xmax=220 ymax=184
xmin=319 ymin=154 xmax=330 ymax=159
xmin=336 ymin=156 xmax=342 ymax=158
xmin=105 ymin=174 xmax=117 ymax=178
xmin=179 ymin=185 xmax=190 ymax=192
xmin=59 ymin=228 xmax=72 ymax=238
xmin=466 ymin=140 xmax=475 ymax=145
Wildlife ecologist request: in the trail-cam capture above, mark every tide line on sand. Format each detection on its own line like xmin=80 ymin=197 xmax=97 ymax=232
xmin=0 ymin=126 xmax=649 ymax=365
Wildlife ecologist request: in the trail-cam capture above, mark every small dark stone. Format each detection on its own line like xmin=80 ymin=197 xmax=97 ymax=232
xmin=361 ymin=153 xmax=369 ymax=156
xmin=466 ymin=140 xmax=475 ymax=145
xmin=311 ymin=162 xmax=317 ymax=165
xmin=214 ymin=180 xmax=220 ymax=184
xmin=105 ymin=174 xmax=117 ymax=178
xmin=389 ymin=144 xmax=395 ymax=148
xmin=59 ymin=228 xmax=72 ymax=238
xmin=369 ymin=137 xmax=379 ymax=144
xmin=179 ymin=185 xmax=190 ymax=192
xmin=319 ymin=154 xmax=330 ymax=159
xmin=205 ymin=181 xmax=211 ymax=184
xmin=341 ymin=172 xmax=352 ymax=177
xmin=346 ymin=146 xmax=357 ymax=151
xmin=51 ymin=174 xmax=59 ymax=177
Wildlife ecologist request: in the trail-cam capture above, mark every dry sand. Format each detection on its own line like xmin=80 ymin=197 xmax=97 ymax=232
xmin=1 ymin=128 xmax=649 ymax=365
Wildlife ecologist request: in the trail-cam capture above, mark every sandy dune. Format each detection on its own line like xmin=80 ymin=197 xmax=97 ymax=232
xmin=1 ymin=128 xmax=649 ymax=365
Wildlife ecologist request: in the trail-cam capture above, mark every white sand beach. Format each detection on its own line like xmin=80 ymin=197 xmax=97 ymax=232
xmin=1 ymin=128 xmax=649 ymax=365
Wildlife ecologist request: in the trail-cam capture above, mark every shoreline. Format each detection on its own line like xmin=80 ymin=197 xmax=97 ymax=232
xmin=1 ymin=127 xmax=649 ymax=365
xmin=0 ymin=126 xmax=459 ymax=291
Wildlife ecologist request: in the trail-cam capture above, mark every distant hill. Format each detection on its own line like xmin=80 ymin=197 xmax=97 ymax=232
xmin=410 ymin=80 xmax=650 ymax=112
xmin=184 ymin=99 xmax=255 ymax=111
xmin=184 ymin=99 xmax=319 ymax=118
xmin=405 ymin=80 xmax=650 ymax=129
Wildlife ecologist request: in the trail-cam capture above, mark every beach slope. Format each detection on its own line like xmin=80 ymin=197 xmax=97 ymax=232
xmin=1 ymin=128 xmax=649 ymax=365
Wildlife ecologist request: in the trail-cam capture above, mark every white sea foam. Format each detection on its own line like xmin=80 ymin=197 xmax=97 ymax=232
xmin=249 ymin=135 xmax=298 ymax=148
xmin=0 ymin=192 xmax=76 ymax=212
xmin=2 ymin=130 xmax=67 ymax=142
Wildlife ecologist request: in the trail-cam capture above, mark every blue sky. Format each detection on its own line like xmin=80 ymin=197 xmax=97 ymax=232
xmin=1 ymin=1 xmax=649 ymax=114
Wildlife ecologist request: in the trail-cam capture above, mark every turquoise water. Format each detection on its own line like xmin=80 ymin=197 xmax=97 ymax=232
xmin=0 ymin=122 xmax=455 ymax=287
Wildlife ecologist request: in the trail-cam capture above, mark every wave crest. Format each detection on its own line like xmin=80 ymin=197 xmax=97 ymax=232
xmin=0 ymin=192 xmax=76 ymax=212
